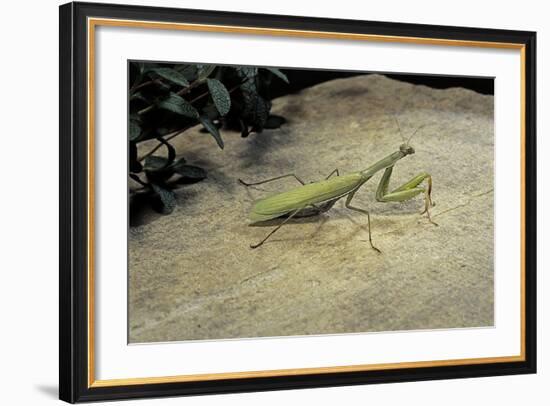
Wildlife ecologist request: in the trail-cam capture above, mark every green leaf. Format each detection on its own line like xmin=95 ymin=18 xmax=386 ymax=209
xmin=137 ymin=62 xmax=146 ymax=75
xmin=265 ymin=67 xmax=289 ymax=84
xmin=141 ymin=63 xmax=161 ymax=74
xmin=241 ymin=80 xmax=271 ymax=131
xmin=130 ymin=92 xmax=148 ymax=103
xmin=175 ymin=64 xmax=198 ymax=81
xmin=158 ymin=93 xmax=198 ymax=118
xmin=130 ymin=62 xmax=145 ymax=90
xmin=143 ymin=138 xmax=176 ymax=175
xmin=149 ymin=67 xmax=190 ymax=87
xmin=201 ymin=103 xmax=219 ymax=120
xmin=144 ymin=155 xmax=175 ymax=184
xmin=151 ymin=183 xmax=177 ymax=214
xmin=197 ymin=64 xmax=216 ymax=80
xmin=236 ymin=66 xmax=258 ymax=79
xmin=172 ymin=163 xmax=207 ymax=180
xmin=199 ymin=115 xmax=224 ymax=149
xmin=156 ymin=138 xmax=176 ymax=165
xmin=171 ymin=156 xmax=186 ymax=167
xmin=207 ymin=79 xmax=231 ymax=116
xmin=129 ymin=117 xmax=141 ymax=141
xmin=143 ymin=156 xmax=169 ymax=172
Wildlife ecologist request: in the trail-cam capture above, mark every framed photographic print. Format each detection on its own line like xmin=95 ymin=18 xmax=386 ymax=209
xmin=59 ymin=1 xmax=537 ymax=403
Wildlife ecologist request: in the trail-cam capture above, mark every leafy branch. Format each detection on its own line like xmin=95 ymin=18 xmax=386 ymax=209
xmin=129 ymin=62 xmax=289 ymax=214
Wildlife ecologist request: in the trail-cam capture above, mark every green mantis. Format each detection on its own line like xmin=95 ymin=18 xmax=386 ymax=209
xmin=239 ymin=123 xmax=437 ymax=250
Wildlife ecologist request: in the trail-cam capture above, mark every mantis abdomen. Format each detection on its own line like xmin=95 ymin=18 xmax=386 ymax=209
xmin=250 ymin=173 xmax=365 ymax=223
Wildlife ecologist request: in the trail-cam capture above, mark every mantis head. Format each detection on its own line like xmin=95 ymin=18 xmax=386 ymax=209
xmin=399 ymin=143 xmax=415 ymax=155
xmin=393 ymin=115 xmax=424 ymax=156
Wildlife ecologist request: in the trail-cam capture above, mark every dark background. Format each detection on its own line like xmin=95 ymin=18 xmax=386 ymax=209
xmin=270 ymin=70 xmax=494 ymax=100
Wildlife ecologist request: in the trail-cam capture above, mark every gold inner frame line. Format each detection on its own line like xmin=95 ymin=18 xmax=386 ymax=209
xmin=87 ymin=17 xmax=527 ymax=388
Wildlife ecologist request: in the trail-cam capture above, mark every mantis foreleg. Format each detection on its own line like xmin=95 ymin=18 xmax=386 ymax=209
xmin=250 ymin=207 xmax=305 ymax=249
xmin=345 ymin=192 xmax=381 ymax=253
xmin=375 ymin=166 xmax=437 ymax=225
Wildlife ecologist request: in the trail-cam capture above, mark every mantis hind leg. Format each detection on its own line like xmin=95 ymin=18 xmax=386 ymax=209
xmin=375 ymin=166 xmax=438 ymax=226
xmin=238 ymin=173 xmax=306 ymax=187
xmin=250 ymin=207 xmax=305 ymax=249
xmin=325 ymin=168 xmax=340 ymax=179
xmin=345 ymin=192 xmax=381 ymax=253
xmin=240 ymin=169 xmax=339 ymax=187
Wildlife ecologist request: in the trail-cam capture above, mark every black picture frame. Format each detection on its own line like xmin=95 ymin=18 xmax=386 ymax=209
xmin=59 ymin=1 xmax=536 ymax=403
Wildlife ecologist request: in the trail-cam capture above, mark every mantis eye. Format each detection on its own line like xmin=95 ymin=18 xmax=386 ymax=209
xmin=399 ymin=144 xmax=415 ymax=155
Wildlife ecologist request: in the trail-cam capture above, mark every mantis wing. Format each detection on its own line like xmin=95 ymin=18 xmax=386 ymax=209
xmin=249 ymin=173 xmax=364 ymax=223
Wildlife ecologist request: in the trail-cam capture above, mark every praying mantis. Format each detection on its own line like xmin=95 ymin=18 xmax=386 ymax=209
xmin=238 ymin=121 xmax=437 ymax=250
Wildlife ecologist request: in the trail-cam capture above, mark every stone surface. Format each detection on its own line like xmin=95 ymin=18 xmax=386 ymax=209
xmin=129 ymin=74 xmax=494 ymax=343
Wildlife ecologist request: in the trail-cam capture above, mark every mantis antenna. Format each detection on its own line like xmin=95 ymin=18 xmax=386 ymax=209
xmin=407 ymin=124 xmax=426 ymax=145
xmin=392 ymin=114 xmax=406 ymax=143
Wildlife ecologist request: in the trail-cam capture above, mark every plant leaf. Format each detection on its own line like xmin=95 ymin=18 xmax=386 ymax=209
xmin=141 ymin=63 xmax=161 ymax=74
xmin=158 ymin=93 xmax=198 ymax=118
xmin=156 ymin=138 xmax=176 ymax=165
xmin=199 ymin=115 xmax=224 ymax=149
xmin=236 ymin=66 xmax=258 ymax=80
xmin=145 ymin=155 xmax=175 ymax=183
xmin=143 ymin=156 xmax=169 ymax=172
xmin=265 ymin=67 xmax=289 ymax=84
xmin=207 ymin=79 xmax=231 ymax=116
xmin=149 ymin=67 xmax=189 ymax=87
xmin=137 ymin=62 xmax=146 ymax=74
xmin=143 ymin=137 xmax=176 ymax=176
xmin=201 ymin=103 xmax=219 ymax=120
xmin=197 ymin=64 xmax=216 ymax=80
xmin=129 ymin=117 xmax=141 ymax=141
xmin=241 ymin=80 xmax=271 ymax=131
xmin=130 ymin=91 xmax=148 ymax=103
xmin=171 ymin=156 xmax=186 ymax=167
xmin=172 ymin=164 xmax=207 ymax=180
xmin=151 ymin=183 xmax=177 ymax=214
xmin=175 ymin=64 xmax=198 ymax=81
